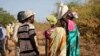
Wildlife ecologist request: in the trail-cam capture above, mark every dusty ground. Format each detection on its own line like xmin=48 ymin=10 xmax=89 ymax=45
xmin=4 ymin=31 xmax=100 ymax=56
xmin=5 ymin=31 xmax=45 ymax=56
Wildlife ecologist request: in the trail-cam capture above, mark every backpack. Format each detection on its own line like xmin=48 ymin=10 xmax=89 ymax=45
xmin=0 ymin=28 xmax=3 ymax=39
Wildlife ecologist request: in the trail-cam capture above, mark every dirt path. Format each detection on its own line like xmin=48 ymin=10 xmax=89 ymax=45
xmin=6 ymin=31 xmax=46 ymax=56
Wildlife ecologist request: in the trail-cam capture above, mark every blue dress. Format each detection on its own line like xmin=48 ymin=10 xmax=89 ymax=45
xmin=67 ymin=26 xmax=80 ymax=56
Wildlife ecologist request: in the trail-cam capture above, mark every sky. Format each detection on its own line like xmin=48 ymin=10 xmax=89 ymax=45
xmin=0 ymin=0 xmax=85 ymax=22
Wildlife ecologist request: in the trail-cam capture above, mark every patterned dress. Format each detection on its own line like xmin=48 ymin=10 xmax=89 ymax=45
xmin=46 ymin=27 xmax=66 ymax=56
xmin=44 ymin=27 xmax=56 ymax=56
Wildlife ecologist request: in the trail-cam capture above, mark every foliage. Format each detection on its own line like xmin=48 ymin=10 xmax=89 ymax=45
xmin=65 ymin=0 xmax=100 ymax=41
xmin=34 ymin=21 xmax=50 ymax=31
xmin=67 ymin=1 xmax=100 ymax=56
xmin=0 ymin=8 xmax=16 ymax=26
xmin=51 ymin=1 xmax=100 ymax=56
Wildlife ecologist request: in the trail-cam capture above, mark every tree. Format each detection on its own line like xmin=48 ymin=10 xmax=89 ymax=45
xmin=88 ymin=0 xmax=100 ymax=19
xmin=0 ymin=8 xmax=16 ymax=26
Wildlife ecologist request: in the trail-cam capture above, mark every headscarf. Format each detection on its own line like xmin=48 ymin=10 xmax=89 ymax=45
xmin=17 ymin=10 xmax=36 ymax=21
xmin=57 ymin=2 xmax=69 ymax=19
xmin=47 ymin=15 xmax=57 ymax=25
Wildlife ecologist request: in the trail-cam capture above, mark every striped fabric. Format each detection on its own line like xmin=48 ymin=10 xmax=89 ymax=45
xmin=17 ymin=23 xmax=39 ymax=56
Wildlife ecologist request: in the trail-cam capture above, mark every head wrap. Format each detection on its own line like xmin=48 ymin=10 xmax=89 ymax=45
xmin=57 ymin=2 xmax=69 ymax=19
xmin=47 ymin=15 xmax=57 ymax=25
xmin=17 ymin=10 xmax=35 ymax=21
xmin=24 ymin=10 xmax=36 ymax=19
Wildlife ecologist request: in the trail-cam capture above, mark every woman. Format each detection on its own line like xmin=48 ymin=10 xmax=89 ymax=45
xmin=17 ymin=10 xmax=39 ymax=56
xmin=44 ymin=15 xmax=66 ymax=56
xmin=61 ymin=10 xmax=80 ymax=56
xmin=57 ymin=3 xmax=80 ymax=56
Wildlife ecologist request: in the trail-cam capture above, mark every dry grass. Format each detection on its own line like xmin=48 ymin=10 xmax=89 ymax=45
xmin=4 ymin=18 xmax=100 ymax=56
